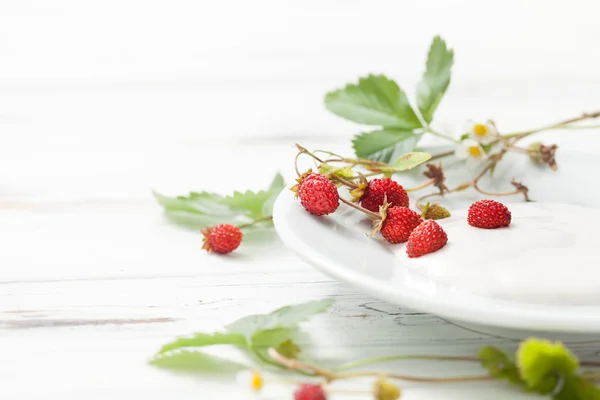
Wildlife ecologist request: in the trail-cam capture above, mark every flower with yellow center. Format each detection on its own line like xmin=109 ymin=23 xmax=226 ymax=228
xmin=455 ymin=138 xmax=486 ymax=168
xmin=236 ymin=370 xmax=264 ymax=393
xmin=465 ymin=120 xmax=495 ymax=144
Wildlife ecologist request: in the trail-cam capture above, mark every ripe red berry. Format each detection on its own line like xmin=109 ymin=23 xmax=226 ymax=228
xmin=294 ymin=384 xmax=327 ymax=400
xmin=406 ymin=220 xmax=448 ymax=258
xmin=201 ymin=224 xmax=243 ymax=254
xmin=380 ymin=206 xmax=423 ymax=244
xmin=298 ymin=173 xmax=339 ymax=216
xmin=361 ymin=178 xmax=409 ymax=212
xmin=467 ymin=199 xmax=511 ymax=229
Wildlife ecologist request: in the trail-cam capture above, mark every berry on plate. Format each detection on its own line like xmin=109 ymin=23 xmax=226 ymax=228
xmin=467 ymin=199 xmax=511 ymax=229
xmin=294 ymin=383 xmax=327 ymax=400
xmin=202 ymin=224 xmax=243 ymax=254
xmin=380 ymin=206 xmax=423 ymax=244
xmin=360 ymin=178 xmax=409 ymax=213
xmin=297 ymin=173 xmax=340 ymax=216
xmin=406 ymin=220 xmax=448 ymax=258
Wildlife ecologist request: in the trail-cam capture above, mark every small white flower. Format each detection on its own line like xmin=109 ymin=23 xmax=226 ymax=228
xmin=455 ymin=138 xmax=486 ymax=168
xmin=465 ymin=120 xmax=495 ymax=144
xmin=236 ymin=370 xmax=264 ymax=393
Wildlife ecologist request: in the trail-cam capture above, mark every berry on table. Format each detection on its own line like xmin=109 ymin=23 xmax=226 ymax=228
xmin=201 ymin=224 xmax=243 ymax=254
xmin=360 ymin=178 xmax=409 ymax=213
xmin=296 ymin=173 xmax=340 ymax=216
xmin=467 ymin=199 xmax=511 ymax=229
xmin=294 ymin=383 xmax=327 ymax=400
xmin=406 ymin=220 xmax=448 ymax=258
xmin=380 ymin=206 xmax=423 ymax=244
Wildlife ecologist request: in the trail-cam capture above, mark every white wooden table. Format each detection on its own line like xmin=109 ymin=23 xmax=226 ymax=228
xmin=2 ymin=2 xmax=600 ymax=398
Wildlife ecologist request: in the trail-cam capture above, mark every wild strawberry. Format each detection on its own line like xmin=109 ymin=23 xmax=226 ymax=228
xmin=360 ymin=178 xmax=409 ymax=213
xmin=467 ymin=199 xmax=511 ymax=229
xmin=297 ymin=173 xmax=339 ymax=216
xmin=294 ymin=384 xmax=327 ymax=400
xmin=201 ymin=224 xmax=243 ymax=254
xmin=418 ymin=202 xmax=451 ymax=220
xmin=406 ymin=220 xmax=448 ymax=258
xmin=380 ymin=206 xmax=423 ymax=244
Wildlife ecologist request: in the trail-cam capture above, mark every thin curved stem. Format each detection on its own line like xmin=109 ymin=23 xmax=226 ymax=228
xmin=333 ymin=354 xmax=480 ymax=372
xmin=339 ymin=197 xmax=380 ymax=219
xmin=405 ymin=179 xmax=435 ymax=192
xmin=429 ymin=150 xmax=454 ymax=161
xmin=335 ymin=371 xmax=492 ymax=383
xmin=425 ymin=127 xmax=460 ymax=143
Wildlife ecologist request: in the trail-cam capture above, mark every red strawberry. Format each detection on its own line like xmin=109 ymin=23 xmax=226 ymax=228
xmin=380 ymin=206 xmax=423 ymax=244
xmin=201 ymin=224 xmax=243 ymax=254
xmin=294 ymin=384 xmax=327 ymax=400
xmin=406 ymin=220 xmax=448 ymax=258
xmin=361 ymin=178 xmax=409 ymax=212
xmin=467 ymin=200 xmax=511 ymax=229
xmin=298 ymin=173 xmax=339 ymax=216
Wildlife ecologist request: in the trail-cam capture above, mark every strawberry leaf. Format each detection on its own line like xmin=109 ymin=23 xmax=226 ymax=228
xmin=325 ymin=74 xmax=422 ymax=129
xmin=416 ymin=36 xmax=454 ymax=123
xmin=226 ymin=299 xmax=333 ymax=340
xmin=389 ymin=152 xmax=432 ymax=172
xmin=157 ymin=332 xmax=247 ymax=354
xmin=352 ymin=129 xmax=422 ymax=162
xmin=154 ymin=173 xmax=284 ymax=228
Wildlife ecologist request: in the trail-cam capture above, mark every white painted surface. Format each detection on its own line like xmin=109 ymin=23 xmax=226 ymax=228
xmin=1 ymin=1 xmax=600 ymax=398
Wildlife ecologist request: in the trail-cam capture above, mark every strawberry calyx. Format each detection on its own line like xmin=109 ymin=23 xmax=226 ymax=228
xmin=290 ymin=169 xmax=314 ymax=198
xmin=349 ymin=173 xmax=369 ymax=203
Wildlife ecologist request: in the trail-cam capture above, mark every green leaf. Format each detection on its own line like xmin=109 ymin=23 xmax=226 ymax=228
xmin=150 ymin=351 xmax=246 ymax=374
xmin=222 ymin=173 xmax=285 ymax=220
xmin=352 ymin=129 xmax=421 ymax=163
xmin=554 ymin=375 xmax=600 ymax=400
xmin=416 ymin=36 xmax=454 ymax=123
xmin=157 ymin=332 xmax=247 ymax=354
xmin=478 ymin=346 xmax=523 ymax=386
xmin=460 ymin=133 xmax=469 ymax=141
xmin=154 ymin=173 xmax=284 ymax=228
xmin=517 ymin=338 xmax=579 ymax=394
xmin=325 ymin=74 xmax=422 ymax=129
xmin=389 ymin=152 xmax=432 ymax=172
xmin=153 ymin=191 xmax=233 ymax=216
xmin=226 ymin=299 xmax=334 ymax=340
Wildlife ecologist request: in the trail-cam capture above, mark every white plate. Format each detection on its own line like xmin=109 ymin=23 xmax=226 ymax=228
xmin=273 ymin=150 xmax=600 ymax=336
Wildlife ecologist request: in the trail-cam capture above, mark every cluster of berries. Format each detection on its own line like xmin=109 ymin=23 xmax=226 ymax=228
xmin=294 ymin=172 xmax=511 ymax=258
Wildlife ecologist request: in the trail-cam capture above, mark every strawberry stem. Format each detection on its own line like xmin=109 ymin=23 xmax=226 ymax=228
xmin=339 ymin=197 xmax=380 ymax=219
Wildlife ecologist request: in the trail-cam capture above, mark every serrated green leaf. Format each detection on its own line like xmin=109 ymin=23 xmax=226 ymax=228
xmin=150 ymin=351 xmax=246 ymax=374
xmin=251 ymin=328 xmax=296 ymax=349
xmin=478 ymin=346 xmax=524 ymax=386
xmin=226 ymin=299 xmax=333 ymax=340
xmin=157 ymin=332 xmax=247 ymax=354
xmin=222 ymin=173 xmax=284 ymax=219
xmin=153 ymin=191 xmax=233 ymax=216
xmin=325 ymin=74 xmax=422 ymax=129
xmin=517 ymin=338 xmax=578 ymax=394
xmin=554 ymin=375 xmax=600 ymax=400
xmin=416 ymin=36 xmax=454 ymax=123
xmin=390 ymin=152 xmax=432 ymax=172
xmin=352 ymin=129 xmax=421 ymax=162
xmin=154 ymin=173 xmax=284 ymax=229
